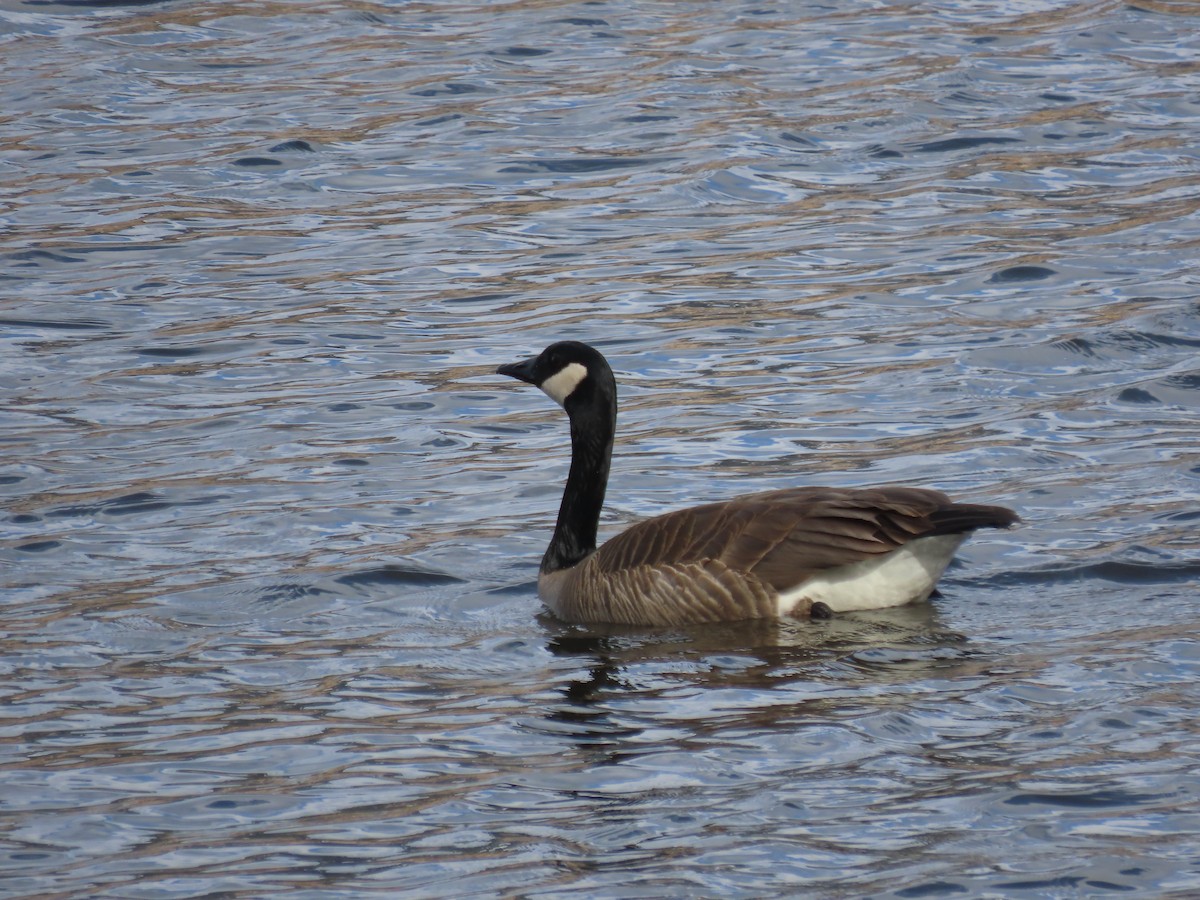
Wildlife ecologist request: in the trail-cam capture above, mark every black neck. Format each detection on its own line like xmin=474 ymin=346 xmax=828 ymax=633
xmin=541 ymin=395 xmax=615 ymax=574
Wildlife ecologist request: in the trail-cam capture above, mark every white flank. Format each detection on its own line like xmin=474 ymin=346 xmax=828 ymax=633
xmin=776 ymin=533 xmax=967 ymax=615
xmin=539 ymin=361 xmax=588 ymax=407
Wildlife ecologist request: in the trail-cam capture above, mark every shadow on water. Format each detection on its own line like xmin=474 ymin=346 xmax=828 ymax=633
xmin=537 ymin=604 xmax=977 ymax=759
xmin=544 ymin=602 xmax=955 ymax=676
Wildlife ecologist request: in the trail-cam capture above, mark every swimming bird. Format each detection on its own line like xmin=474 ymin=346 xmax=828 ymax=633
xmin=497 ymin=340 xmax=1017 ymax=626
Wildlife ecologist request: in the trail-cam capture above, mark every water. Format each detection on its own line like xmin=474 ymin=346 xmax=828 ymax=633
xmin=2 ymin=0 xmax=1199 ymax=896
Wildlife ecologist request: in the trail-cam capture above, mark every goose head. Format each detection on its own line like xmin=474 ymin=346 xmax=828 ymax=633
xmin=497 ymin=340 xmax=616 ymax=415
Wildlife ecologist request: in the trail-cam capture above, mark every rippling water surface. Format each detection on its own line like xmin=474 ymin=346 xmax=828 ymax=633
xmin=3 ymin=0 xmax=1200 ymax=896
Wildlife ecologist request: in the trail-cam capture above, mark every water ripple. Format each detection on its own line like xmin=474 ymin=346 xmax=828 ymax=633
xmin=3 ymin=0 xmax=1200 ymax=897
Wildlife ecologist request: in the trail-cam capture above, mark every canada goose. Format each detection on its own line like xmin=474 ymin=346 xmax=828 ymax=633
xmin=497 ymin=341 xmax=1017 ymax=626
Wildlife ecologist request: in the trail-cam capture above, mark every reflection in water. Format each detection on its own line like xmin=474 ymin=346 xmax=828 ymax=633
xmin=542 ymin=605 xmax=971 ymax=762
xmin=2 ymin=0 xmax=1199 ymax=896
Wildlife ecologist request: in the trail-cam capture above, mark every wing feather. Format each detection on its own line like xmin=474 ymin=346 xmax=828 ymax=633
xmin=591 ymin=486 xmax=1015 ymax=594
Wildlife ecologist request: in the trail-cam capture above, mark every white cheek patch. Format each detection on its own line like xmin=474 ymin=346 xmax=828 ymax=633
xmin=539 ymin=362 xmax=588 ymax=407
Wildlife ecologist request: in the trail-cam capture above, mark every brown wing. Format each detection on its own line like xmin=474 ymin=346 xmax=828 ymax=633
xmin=591 ymin=486 xmax=1016 ymax=594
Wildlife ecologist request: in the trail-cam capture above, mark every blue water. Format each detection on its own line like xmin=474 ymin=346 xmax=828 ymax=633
xmin=2 ymin=0 xmax=1199 ymax=896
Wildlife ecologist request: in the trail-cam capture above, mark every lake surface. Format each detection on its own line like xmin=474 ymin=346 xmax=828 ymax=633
xmin=2 ymin=0 xmax=1199 ymax=896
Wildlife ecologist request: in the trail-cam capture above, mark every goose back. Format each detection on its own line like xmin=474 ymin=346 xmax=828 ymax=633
xmin=538 ymin=486 xmax=1016 ymax=625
